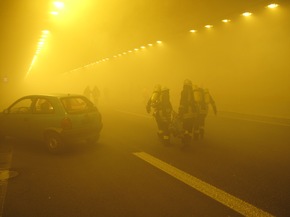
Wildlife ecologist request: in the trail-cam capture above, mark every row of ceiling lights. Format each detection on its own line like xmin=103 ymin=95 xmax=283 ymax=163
xmin=190 ymin=4 xmax=278 ymax=32
xmin=69 ymin=40 xmax=163 ymax=73
xmin=26 ymin=1 xmax=65 ymax=77
xmin=69 ymin=3 xmax=279 ymax=74
xmin=27 ymin=2 xmax=280 ymax=77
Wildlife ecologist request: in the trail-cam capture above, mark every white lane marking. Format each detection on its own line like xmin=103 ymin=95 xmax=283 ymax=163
xmin=0 ymin=180 xmax=8 ymax=217
xmin=134 ymin=152 xmax=275 ymax=217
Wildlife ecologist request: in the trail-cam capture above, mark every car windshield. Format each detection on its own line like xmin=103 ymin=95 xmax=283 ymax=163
xmin=8 ymin=98 xmax=33 ymax=114
xmin=61 ymin=97 xmax=95 ymax=114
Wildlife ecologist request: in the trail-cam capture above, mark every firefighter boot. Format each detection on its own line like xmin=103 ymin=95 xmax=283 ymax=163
xmin=157 ymin=130 xmax=163 ymax=141
xmin=163 ymin=135 xmax=170 ymax=146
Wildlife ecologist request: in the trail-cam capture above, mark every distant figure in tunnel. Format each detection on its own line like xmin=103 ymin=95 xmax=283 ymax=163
xmin=91 ymin=85 xmax=100 ymax=106
xmin=194 ymin=87 xmax=217 ymax=139
xmin=146 ymin=84 xmax=173 ymax=145
xmin=83 ymin=86 xmax=92 ymax=101
xmin=178 ymin=79 xmax=198 ymax=147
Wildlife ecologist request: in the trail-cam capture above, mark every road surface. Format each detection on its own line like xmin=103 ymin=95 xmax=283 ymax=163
xmin=1 ymin=108 xmax=289 ymax=217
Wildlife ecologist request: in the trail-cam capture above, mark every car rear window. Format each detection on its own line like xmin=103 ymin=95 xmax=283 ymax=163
xmin=61 ymin=97 xmax=96 ymax=114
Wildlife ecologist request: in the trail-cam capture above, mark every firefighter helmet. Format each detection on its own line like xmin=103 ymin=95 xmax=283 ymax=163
xmin=183 ymin=79 xmax=192 ymax=87
xmin=153 ymin=84 xmax=161 ymax=92
xmin=161 ymin=86 xmax=169 ymax=92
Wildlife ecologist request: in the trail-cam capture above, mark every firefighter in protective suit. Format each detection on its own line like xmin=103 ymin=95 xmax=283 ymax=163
xmin=193 ymin=86 xmax=217 ymax=139
xmin=178 ymin=79 xmax=198 ymax=146
xmin=146 ymin=85 xmax=173 ymax=145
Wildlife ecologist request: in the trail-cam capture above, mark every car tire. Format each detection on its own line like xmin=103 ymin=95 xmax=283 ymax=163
xmin=45 ymin=132 xmax=65 ymax=154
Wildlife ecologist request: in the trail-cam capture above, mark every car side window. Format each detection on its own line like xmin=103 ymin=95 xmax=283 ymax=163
xmin=35 ymin=98 xmax=54 ymax=114
xmin=9 ymin=98 xmax=33 ymax=114
xmin=61 ymin=97 xmax=94 ymax=114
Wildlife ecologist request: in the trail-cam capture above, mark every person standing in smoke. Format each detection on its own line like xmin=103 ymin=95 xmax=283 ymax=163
xmin=83 ymin=86 xmax=92 ymax=101
xmin=146 ymin=85 xmax=173 ymax=145
xmin=194 ymin=87 xmax=217 ymax=139
xmin=178 ymin=79 xmax=198 ymax=147
xmin=91 ymin=85 xmax=100 ymax=106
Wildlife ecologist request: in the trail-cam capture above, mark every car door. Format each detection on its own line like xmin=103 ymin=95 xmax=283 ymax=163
xmin=29 ymin=97 xmax=58 ymax=141
xmin=2 ymin=97 xmax=34 ymax=139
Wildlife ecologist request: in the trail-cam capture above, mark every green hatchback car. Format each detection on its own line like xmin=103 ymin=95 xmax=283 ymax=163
xmin=0 ymin=94 xmax=103 ymax=153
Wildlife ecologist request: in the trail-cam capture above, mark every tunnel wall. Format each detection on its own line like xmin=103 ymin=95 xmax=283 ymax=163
xmin=1 ymin=4 xmax=289 ymax=120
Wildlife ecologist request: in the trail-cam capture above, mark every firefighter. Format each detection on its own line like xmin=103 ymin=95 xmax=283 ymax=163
xmin=91 ymin=85 xmax=100 ymax=106
xmin=193 ymin=86 xmax=217 ymax=139
xmin=178 ymin=79 xmax=198 ymax=147
xmin=83 ymin=86 xmax=92 ymax=101
xmin=200 ymin=88 xmax=217 ymax=139
xmin=146 ymin=85 xmax=173 ymax=145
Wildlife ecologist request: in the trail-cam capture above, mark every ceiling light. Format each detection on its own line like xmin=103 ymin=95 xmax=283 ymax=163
xmin=267 ymin=3 xmax=278 ymax=9
xmin=53 ymin=1 xmax=65 ymax=10
xmin=222 ymin=19 xmax=231 ymax=23
xmin=50 ymin=11 xmax=59 ymax=15
xmin=242 ymin=12 xmax=252 ymax=17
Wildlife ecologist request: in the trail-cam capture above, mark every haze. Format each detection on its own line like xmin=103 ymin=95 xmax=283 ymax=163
xmin=1 ymin=0 xmax=289 ymax=118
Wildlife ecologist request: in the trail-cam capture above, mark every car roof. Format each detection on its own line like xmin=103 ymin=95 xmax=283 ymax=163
xmin=23 ymin=93 xmax=85 ymax=99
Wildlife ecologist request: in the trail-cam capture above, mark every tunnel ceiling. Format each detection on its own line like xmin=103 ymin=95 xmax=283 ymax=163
xmin=0 ymin=0 xmax=287 ymax=80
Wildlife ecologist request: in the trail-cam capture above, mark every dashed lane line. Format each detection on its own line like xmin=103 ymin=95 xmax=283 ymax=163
xmin=134 ymin=151 xmax=275 ymax=217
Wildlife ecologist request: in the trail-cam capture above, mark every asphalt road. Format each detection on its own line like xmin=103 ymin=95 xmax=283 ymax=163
xmin=1 ymin=108 xmax=290 ymax=217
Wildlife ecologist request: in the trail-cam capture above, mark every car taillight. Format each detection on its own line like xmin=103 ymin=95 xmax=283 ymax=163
xmin=61 ymin=117 xmax=72 ymax=130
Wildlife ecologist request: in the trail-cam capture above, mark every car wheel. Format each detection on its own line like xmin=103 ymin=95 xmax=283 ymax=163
xmin=45 ymin=132 xmax=65 ymax=154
